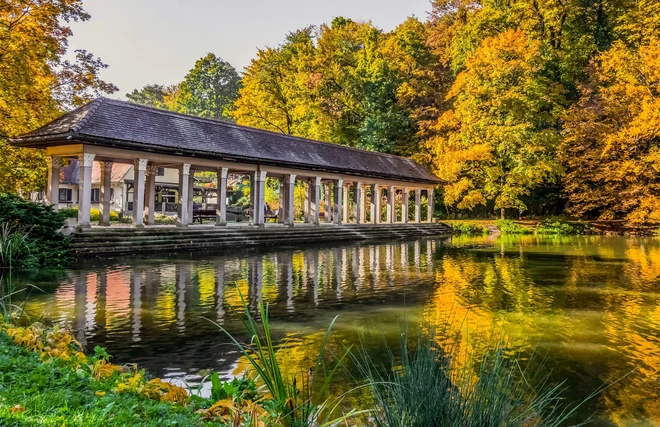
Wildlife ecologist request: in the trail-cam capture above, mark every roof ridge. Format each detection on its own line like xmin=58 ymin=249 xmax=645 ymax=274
xmin=103 ymin=98 xmax=414 ymax=162
xmin=71 ymin=98 xmax=106 ymax=133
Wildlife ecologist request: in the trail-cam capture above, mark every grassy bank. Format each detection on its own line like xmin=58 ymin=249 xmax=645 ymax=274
xmin=446 ymin=218 xmax=660 ymax=236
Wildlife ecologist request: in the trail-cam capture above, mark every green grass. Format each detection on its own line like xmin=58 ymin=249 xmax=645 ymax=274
xmin=494 ymin=219 xmax=533 ymax=234
xmin=0 ymin=334 xmax=209 ymax=427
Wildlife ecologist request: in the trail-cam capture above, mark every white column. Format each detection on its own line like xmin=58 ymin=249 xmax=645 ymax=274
xmin=427 ymin=188 xmax=435 ymax=223
xmin=285 ymin=174 xmax=296 ymax=226
xmin=46 ymin=156 xmax=62 ymax=209
xmin=187 ymin=169 xmax=195 ymax=223
xmin=216 ymin=167 xmax=228 ymax=226
xmin=342 ymin=184 xmax=349 ymax=222
xmin=98 ymin=161 xmax=113 ymax=226
xmin=359 ymin=186 xmax=367 ymax=224
xmin=278 ymin=179 xmax=286 ymax=224
xmin=304 ymin=182 xmax=310 ymax=223
xmin=253 ymin=170 xmax=267 ymax=227
xmin=415 ymin=189 xmax=422 ymax=223
xmin=353 ymin=182 xmax=362 ymax=224
xmin=387 ymin=185 xmax=395 ymax=224
xmin=324 ymin=183 xmax=332 ymax=223
xmin=144 ymin=166 xmax=157 ymax=225
xmin=334 ymin=179 xmax=344 ymax=225
xmin=132 ymin=158 xmax=148 ymax=228
xmin=77 ymin=153 xmax=95 ymax=228
xmin=178 ymin=164 xmax=191 ymax=226
xmin=310 ymin=177 xmax=321 ymax=225
xmin=402 ymin=187 xmax=409 ymax=224
xmin=372 ymin=184 xmax=381 ymax=224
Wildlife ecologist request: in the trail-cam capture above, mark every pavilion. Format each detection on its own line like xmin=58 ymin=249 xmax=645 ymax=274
xmin=11 ymin=98 xmax=440 ymax=229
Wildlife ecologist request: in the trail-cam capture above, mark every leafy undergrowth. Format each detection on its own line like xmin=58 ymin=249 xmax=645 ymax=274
xmin=449 ymin=222 xmax=489 ymax=235
xmin=0 ymin=322 xmax=277 ymax=426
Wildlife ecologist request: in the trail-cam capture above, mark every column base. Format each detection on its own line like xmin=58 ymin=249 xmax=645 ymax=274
xmin=132 ymin=224 xmax=145 ymax=229
xmin=77 ymin=223 xmax=91 ymax=230
xmin=288 ymin=223 xmax=295 ymax=228
xmin=176 ymin=223 xmax=188 ymax=228
xmin=215 ymin=221 xmax=227 ymax=226
xmin=98 ymin=221 xmax=111 ymax=227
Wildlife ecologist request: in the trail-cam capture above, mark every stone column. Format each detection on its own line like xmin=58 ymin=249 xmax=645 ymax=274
xmin=353 ymin=182 xmax=362 ymax=224
xmin=177 ymin=164 xmax=191 ymax=226
xmin=278 ymin=179 xmax=286 ymax=224
xmin=132 ymin=158 xmax=148 ymax=228
xmin=77 ymin=153 xmax=95 ymax=228
xmin=144 ymin=165 xmax=157 ymax=225
xmin=415 ymin=189 xmax=422 ymax=223
xmin=342 ymin=184 xmax=349 ymax=222
xmin=333 ymin=179 xmax=344 ymax=225
xmin=98 ymin=161 xmax=113 ymax=226
xmin=402 ymin=187 xmax=409 ymax=224
xmin=427 ymin=188 xmax=435 ymax=223
xmin=372 ymin=184 xmax=381 ymax=224
xmin=187 ymin=169 xmax=195 ymax=223
xmin=216 ymin=167 xmax=228 ymax=226
xmin=324 ymin=183 xmax=332 ymax=223
xmin=360 ymin=186 xmax=367 ymax=223
xmin=285 ymin=174 xmax=296 ymax=226
xmin=46 ymin=156 xmax=62 ymax=208
xmin=253 ymin=170 xmax=267 ymax=227
xmin=304 ymin=182 xmax=310 ymax=223
xmin=387 ymin=185 xmax=396 ymax=223
xmin=310 ymin=177 xmax=321 ymax=225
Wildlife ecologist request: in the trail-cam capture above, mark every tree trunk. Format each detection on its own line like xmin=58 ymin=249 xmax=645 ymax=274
xmin=500 ymin=207 xmax=505 ymax=220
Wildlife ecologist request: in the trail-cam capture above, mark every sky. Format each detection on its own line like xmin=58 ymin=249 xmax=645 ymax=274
xmin=68 ymin=0 xmax=433 ymax=99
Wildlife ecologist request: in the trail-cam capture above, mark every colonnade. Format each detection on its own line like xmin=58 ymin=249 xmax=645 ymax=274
xmin=46 ymin=153 xmax=435 ymax=228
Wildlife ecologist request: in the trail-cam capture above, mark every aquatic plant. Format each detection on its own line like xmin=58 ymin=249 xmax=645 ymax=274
xmin=211 ymin=293 xmax=358 ymax=427
xmin=0 ymin=223 xmax=33 ymax=269
xmin=355 ymin=332 xmax=592 ymax=427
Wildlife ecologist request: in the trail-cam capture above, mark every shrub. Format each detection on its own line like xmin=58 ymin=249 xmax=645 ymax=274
xmin=0 ymin=224 xmax=34 ymax=269
xmin=535 ymin=218 xmax=592 ymax=235
xmin=451 ymin=222 xmax=489 ymax=235
xmin=58 ymin=208 xmax=78 ymax=219
xmin=0 ymin=194 xmax=70 ymax=267
xmin=154 ymin=213 xmax=177 ymax=225
xmin=495 ymin=219 xmax=532 ymax=234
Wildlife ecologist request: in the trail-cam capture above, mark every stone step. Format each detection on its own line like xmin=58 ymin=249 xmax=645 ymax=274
xmin=70 ymin=223 xmax=453 ymax=255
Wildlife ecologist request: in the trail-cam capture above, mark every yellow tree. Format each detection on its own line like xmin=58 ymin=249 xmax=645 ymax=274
xmin=424 ymin=29 xmax=564 ymax=218
xmin=561 ymin=40 xmax=660 ymax=224
xmin=0 ymin=0 xmax=116 ymax=193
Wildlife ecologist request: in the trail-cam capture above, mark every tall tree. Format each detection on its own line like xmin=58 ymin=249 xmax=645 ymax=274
xmin=126 ymin=84 xmax=179 ymax=110
xmin=0 ymin=0 xmax=117 ymax=193
xmin=176 ymin=53 xmax=241 ymax=119
xmin=425 ymin=29 xmax=565 ymax=217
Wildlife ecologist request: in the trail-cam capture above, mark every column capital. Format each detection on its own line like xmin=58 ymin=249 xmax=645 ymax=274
xmin=311 ymin=176 xmax=322 ymax=186
xmin=255 ymin=170 xmax=267 ymax=182
xmin=146 ymin=165 xmax=159 ymax=176
xmin=335 ymin=178 xmax=344 ymax=186
xmin=47 ymin=156 xmax=63 ymax=169
xmin=133 ymin=158 xmax=149 ymax=171
xmin=218 ymin=167 xmax=229 ymax=179
xmin=285 ymin=173 xmax=297 ymax=184
xmin=98 ymin=161 xmax=114 ymax=172
xmin=180 ymin=163 xmax=191 ymax=175
xmin=77 ymin=153 xmax=95 ymax=167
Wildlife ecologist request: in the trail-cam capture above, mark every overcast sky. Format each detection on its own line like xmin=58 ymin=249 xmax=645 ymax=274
xmin=67 ymin=0 xmax=433 ymax=99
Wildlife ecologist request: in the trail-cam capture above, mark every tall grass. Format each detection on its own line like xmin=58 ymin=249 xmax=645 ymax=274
xmin=0 ymin=223 xmax=33 ymax=269
xmin=355 ymin=332 xmax=596 ymax=427
xmin=209 ymin=292 xmax=359 ymax=426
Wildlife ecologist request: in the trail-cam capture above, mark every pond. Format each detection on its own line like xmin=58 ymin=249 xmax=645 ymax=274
xmin=7 ymin=235 xmax=660 ymax=425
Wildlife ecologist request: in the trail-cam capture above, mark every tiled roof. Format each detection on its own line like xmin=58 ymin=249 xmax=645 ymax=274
xmin=11 ymin=98 xmax=441 ymax=184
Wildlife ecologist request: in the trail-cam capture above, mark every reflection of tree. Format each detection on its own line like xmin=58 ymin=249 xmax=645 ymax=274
xmin=424 ymin=236 xmax=660 ymax=425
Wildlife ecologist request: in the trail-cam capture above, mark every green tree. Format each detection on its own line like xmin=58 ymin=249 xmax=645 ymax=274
xmin=176 ymin=53 xmax=241 ymax=119
xmin=0 ymin=0 xmax=117 ymax=194
xmin=126 ymin=84 xmax=179 ymax=110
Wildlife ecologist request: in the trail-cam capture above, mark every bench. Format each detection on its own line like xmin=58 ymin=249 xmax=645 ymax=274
xmin=192 ymin=208 xmax=216 ymax=223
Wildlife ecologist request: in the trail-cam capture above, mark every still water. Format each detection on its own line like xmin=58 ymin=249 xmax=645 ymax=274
xmin=9 ymin=235 xmax=660 ymax=426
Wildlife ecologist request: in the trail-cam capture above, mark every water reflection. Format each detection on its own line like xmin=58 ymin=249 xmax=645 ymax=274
xmin=8 ymin=235 xmax=660 ymax=426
